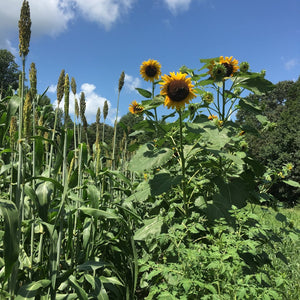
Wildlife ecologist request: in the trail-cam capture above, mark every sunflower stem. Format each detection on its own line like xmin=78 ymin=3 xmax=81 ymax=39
xmin=222 ymin=81 xmax=226 ymax=121
xmin=178 ymin=110 xmax=188 ymax=215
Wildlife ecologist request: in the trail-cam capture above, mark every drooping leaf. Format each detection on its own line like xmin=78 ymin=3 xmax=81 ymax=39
xmin=15 ymin=280 xmax=51 ymax=300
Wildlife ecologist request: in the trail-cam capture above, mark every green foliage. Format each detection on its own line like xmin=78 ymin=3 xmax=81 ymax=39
xmin=0 ymin=49 xmax=20 ymax=96
xmin=1 ymin=26 xmax=299 ymax=300
xmin=236 ymin=78 xmax=300 ymax=206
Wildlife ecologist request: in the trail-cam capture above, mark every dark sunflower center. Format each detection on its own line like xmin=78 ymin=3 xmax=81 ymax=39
xmin=145 ymin=65 xmax=157 ymax=77
xmin=222 ymin=62 xmax=233 ymax=77
xmin=167 ymin=80 xmax=189 ymax=102
xmin=134 ymin=105 xmax=143 ymax=113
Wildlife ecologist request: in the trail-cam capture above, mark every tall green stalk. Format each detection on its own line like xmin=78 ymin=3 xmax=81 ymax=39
xmin=48 ymin=69 xmax=65 ymax=177
xmin=112 ymin=71 xmax=125 ymax=169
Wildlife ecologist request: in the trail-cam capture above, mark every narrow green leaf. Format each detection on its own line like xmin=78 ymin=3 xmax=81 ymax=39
xmin=0 ymin=199 xmax=19 ymax=281
xmin=68 ymin=275 xmax=89 ymax=300
xmin=15 ymin=279 xmax=51 ymax=300
xmin=283 ymin=180 xmax=300 ymax=188
xmin=79 ymin=207 xmax=120 ymax=220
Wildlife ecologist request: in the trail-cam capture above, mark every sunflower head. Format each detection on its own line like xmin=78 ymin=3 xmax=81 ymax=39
xmin=219 ymin=56 xmax=239 ymax=77
xmin=160 ymin=72 xmax=196 ymax=110
xmin=239 ymin=61 xmax=250 ymax=73
xmin=129 ymin=100 xmax=144 ymax=114
xmin=140 ymin=59 xmax=161 ymax=82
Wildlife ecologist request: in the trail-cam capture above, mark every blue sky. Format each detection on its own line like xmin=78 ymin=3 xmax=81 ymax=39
xmin=0 ymin=0 xmax=299 ymax=125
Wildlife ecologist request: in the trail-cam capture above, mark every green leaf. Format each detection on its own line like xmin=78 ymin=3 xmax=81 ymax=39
xmin=236 ymin=74 xmax=274 ymax=95
xmin=2 ymin=95 xmax=21 ymax=143
xmin=134 ymin=217 xmax=163 ymax=241
xmin=68 ymin=275 xmax=89 ymax=300
xmin=128 ymin=143 xmax=173 ymax=173
xmin=35 ymin=181 xmax=53 ymax=221
xmin=87 ymin=184 xmax=100 ymax=208
xmin=15 ymin=280 xmax=51 ymax=300
xmin=79 ymin=207 xmax=120 ymax=220
xmin=0 ymin=199 xmax=19 ymax=281
xmin=77 ymin=261 xmax=111 ymax=272
xmin=99 ymin=276 xmax=124 ymax=286
xmin=283 ymin=180 xmax=300 ymax=188
xmin=136 ymin=88 xmax=152 ymax=98
xmin=149 ymin=170 xmax=182 ymax=196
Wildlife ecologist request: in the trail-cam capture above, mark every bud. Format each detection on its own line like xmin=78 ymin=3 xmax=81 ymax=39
xmin=202 ymin=92 xmax=214 ymax=104
xmin=118 ymin=71 xmax=125 ymax=93
xmin=103 ymin=100 xmax=109 ymax=120
xmin=212 ymin=64 xmax=226 ymax=80
xmin=57 ymin=69 xmax=65 ymax=105
xmin=29 ymin=62 xmax=37 ymax=97
xmin=239 ymin=61 xmax=249 ymax=73
xmin=18 ymin=0 xmax=31 ymax=57
xmin=64 ymin=73 xmax=70 ymax=121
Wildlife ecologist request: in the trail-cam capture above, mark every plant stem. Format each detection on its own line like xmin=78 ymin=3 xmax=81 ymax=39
xmin=178 ymin=110 xmax=188 ymax=215
xmin=112 ymin=90 xmax=121 ymax=169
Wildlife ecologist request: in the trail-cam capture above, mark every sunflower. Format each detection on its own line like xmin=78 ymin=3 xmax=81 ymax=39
xmin=219 ymin=56 xmax=239 ymax=77
xmin=129 ymin=100 xmax=144 ymax=114
xmin=160 ymin=72 xmax=196 ymax=110
xmin=140 ymin=59 xmax=161 ymax=82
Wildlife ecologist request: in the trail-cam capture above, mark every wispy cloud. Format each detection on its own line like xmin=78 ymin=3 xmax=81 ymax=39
xmin=124 ymin=74 xmax=141 ymax=92
xmin=284 ymin=58 xmax=299 ymax=70
xmin=163 ymin=0 xmax=192 ymax=14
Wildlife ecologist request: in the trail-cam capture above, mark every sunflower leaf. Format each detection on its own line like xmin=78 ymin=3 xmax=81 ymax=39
xmin=136 ymin=88 xmax=152 ymax=98
xmin=128 ymin=143 xmax=173 ymax=173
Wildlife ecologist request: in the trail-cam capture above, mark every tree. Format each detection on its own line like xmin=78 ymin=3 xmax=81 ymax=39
xmin=236 ymin=78 xmax=300 ymax=206
xmin=0 ymin=49 xmax=21 ymax=96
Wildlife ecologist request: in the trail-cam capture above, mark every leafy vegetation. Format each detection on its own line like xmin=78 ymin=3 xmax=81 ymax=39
xmin=236 ymin=78 xmax=300 ymax=206
xmin=0 ymin=2 xmax=299 ymax=299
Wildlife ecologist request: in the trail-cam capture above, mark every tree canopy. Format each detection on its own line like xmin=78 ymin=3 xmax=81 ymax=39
xmin=236 ymin=77 xmax=300 ymax=206
xmin=0 ymin=49 xmax=20 ymax=97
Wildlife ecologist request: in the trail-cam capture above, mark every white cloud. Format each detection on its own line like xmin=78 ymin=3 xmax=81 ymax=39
xmin=48 ymin=84 xmax=57 ymax=94
xmin=0 ymin=0 xmax=135 ymax=48
xmin=284 ymin=58 xmax=299 ymax=70
xmin=163 ymin=0 xmax=192 ymax=14
xmin=52 ymin=82 xmax=116 ymax=125
xmin=124 ymin=73 xmax=141 ymax=92
xmin=73 ymin=0 xmax=135 ymax=30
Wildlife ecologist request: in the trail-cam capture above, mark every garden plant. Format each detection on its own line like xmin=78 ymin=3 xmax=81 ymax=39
xmin=0 ymin=1 xmax=299 ymax=299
